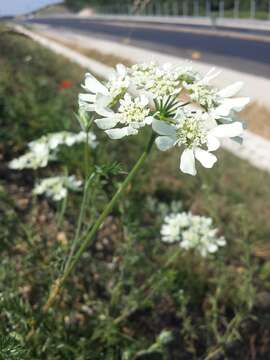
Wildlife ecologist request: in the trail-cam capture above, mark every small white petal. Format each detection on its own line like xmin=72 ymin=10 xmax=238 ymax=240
xmin=95 ymin=117 xmax=118 ymax=130
xmin=152 ymin=119 xmax=176 ymax=137
xmin=95 ymin=94 xmax=113 ymax=117
xmin=215 ymin=97 xmax=250 ymax=116
xmin=116 ymin=63 xmax=126 ymax=77
xmin=105 ymin=127 xmax=137 ymax=139
xmin=144 ymin=116 xmax=154 ymax=125
xmin=155 ymin=136 xmax=175 ymax=151
xmin=83 ymin=73 xmax=109 ymax=95
xmin=217 ymin=81 xmax=243 ymax=98
xmin=203 ymin=67 xmax=221 ymax=83
xmin=180 ymin=149 xmax=196 ymax=176
xmin=207 ymin=244 xmax=218 ymax=253
xmin=78 ymin=93 xmax=96 ymax=102
xmin=140 ymin=94 xmax=149 ymax=107
xmin=194 ymin=148 xmax=217 ymax=169
xmin=207 ymin=135 xmax=220 ymax=151
xmin=209 ymin=122 xmax=243 ymax=138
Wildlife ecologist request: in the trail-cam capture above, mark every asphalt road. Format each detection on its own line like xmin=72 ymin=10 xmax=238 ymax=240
xmin=24 ymin=17 xmax=270 ymax=78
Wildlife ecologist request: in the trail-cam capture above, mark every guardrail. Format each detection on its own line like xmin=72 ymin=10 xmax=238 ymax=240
xmin=93 ymin=0 xmax=270 ymax=21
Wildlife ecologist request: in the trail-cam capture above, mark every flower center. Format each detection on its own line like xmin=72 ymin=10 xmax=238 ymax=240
xmin=188 ymin=84 xmax=219 ymax=110
xmin=175 ymin=116 xmax=207 ymax=148
xmin=118 ymin=98 xmax=149 ymax=124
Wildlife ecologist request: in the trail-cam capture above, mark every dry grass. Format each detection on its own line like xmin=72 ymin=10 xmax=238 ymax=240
xmin=240 ymin=102 xmax=270 ymax=140
xmin=36 ymin=31 xmax=132 ymax=68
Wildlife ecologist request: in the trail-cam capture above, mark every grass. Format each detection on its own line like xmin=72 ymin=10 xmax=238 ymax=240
xmin=1 ymin=27 xmax=270 ymax=359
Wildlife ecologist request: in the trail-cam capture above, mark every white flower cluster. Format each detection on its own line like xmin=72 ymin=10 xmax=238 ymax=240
xmin=9 ymin=130 xmax=97 ymax=201
xmin=79 ymin=62 xmax=249 ymax=175
xmin=9 ymin=131 xmax=97 ymax=170
xmin=29 ymin=131 xmax=97 ymax=152
xmin=9 ymin=143 xmax=53 ymax=170
xmin=161 ymin=212 xmax=226 ymax=257
xmin=33 ymin=176 xmax=82 ymax=201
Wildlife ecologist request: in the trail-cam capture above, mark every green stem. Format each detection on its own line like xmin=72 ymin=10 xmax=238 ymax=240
xmin=57 ymin=195 xmax=68 ymax=229
xmin=64 ymin=173 xmax=95 ymax=273
xmin=84 ymin=130 xmax=90 ymax=179
xmin=43 ymin=132 xmax=156 ymax=312
xmin=57 ymin=167 xmax=69 ymax=228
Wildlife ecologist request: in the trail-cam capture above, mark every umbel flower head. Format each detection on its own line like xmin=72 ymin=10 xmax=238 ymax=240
xmin=153 ymin=108 xmax=244 ymax=176
xmin=79 ymin=62 xmax=250 ymax=175
xmin=34 ymin=176 xmax=82 ymax=201
xmin=9 ymin=131 xmax=97 ymax=171
xmin=161 ymin=211 xmax=226 ymax=257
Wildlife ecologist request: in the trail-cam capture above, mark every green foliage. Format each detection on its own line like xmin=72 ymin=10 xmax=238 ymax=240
xmin=0 ymin=29 xmax=270 ymax=359
xmin=64 ymin=0 xmax=270 ymax=18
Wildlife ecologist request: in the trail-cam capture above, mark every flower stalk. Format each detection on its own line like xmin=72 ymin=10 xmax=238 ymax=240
xmin=43 ymin=132 xmax=156 ymax=312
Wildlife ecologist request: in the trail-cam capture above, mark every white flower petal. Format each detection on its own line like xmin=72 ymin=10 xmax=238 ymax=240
xmin=194 ymin=148 xmax=217 ymax=169
xmin=83 ymin=73 xmax=109 ymax=95
xmin=209 ymin=122 xmax=243 ymax=138
xmin=215 ymin=97 xmax=250 ymax=116
xmin=78 ymin=93 xmax=96 ymax=103
xmin=95 ymin=117 xmax=118 ymax=130
xmin=105 ymin=127 xmax=137 ymax=139
xmin=217 ymin=81 xmax=243 ymax=98
xmin=152 ymin=119 xmax=176 ymax=137
xmin=155 ymin=136 xmax=175 ymax=151
xmin=207 ymin=244 xmax=218 ymax=253
xmin=207 ymin=135 xmax=220 ymax=151
xmin=78 ymin=101 xmax=95 ymax=112
xmin=116 ymin=63 xmax=126 ymax=77
xmin=180 ymin=149 xmax=196 ymax=176
xmin=144 ymin=116 xmax=154 ymax=125
xmin=202 ymin=67 xmax=221 ymax=84
xmin=140 ymin=94 xmax=149 ymax=107
xmin=95 ymin=94 xmax=113 ymax=117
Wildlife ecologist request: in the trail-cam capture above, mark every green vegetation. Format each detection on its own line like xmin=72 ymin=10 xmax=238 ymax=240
xmin=64 ymin=0 xmax=270 ymax=20
xmin=1 ymin=29 xmax=270 ymax=359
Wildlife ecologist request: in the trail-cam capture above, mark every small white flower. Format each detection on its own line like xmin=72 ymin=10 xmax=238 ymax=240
xmin=152 ymin=110 xmax=243 ymax=176
xmin=161 ymin=212 xmax=190 ymax=243
xmin=184 ymin=67 xmax=250 ymax=115
xmin=106 ymin=64 xmax=130 ymax=99
xmin=33 ymin=175 xmax=82 ymax=201
xmin=9 ymin=143 xmax=51 ymax=170
xmin=79 ymin=66 xmax=129 ymax=115
xmin=29 ymin=131 xmax=97 ymax=152
xmin=161 ymin=211 xmax=226 ymax=257
xmin=95 ymin=93 xmax=153 ymax=139
xmin=130 ymin=62 xmax=181 ymax=99
xmin=79 ymin=72 xmax=112 ymax=114
xmin=10 ymin=131 xmax=97 ymax=171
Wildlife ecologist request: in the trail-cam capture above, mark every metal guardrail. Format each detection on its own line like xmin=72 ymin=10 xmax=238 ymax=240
xmin=94 ymin=0 xmax=270 ymax=20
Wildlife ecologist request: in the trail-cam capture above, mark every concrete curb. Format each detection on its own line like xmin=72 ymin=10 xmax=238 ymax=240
xmin=13 ymin=24 xmax=270 ymax=174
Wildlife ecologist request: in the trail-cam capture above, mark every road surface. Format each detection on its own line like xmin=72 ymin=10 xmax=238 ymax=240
xmin=24 ymin=17 xmax=270 ymax=78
